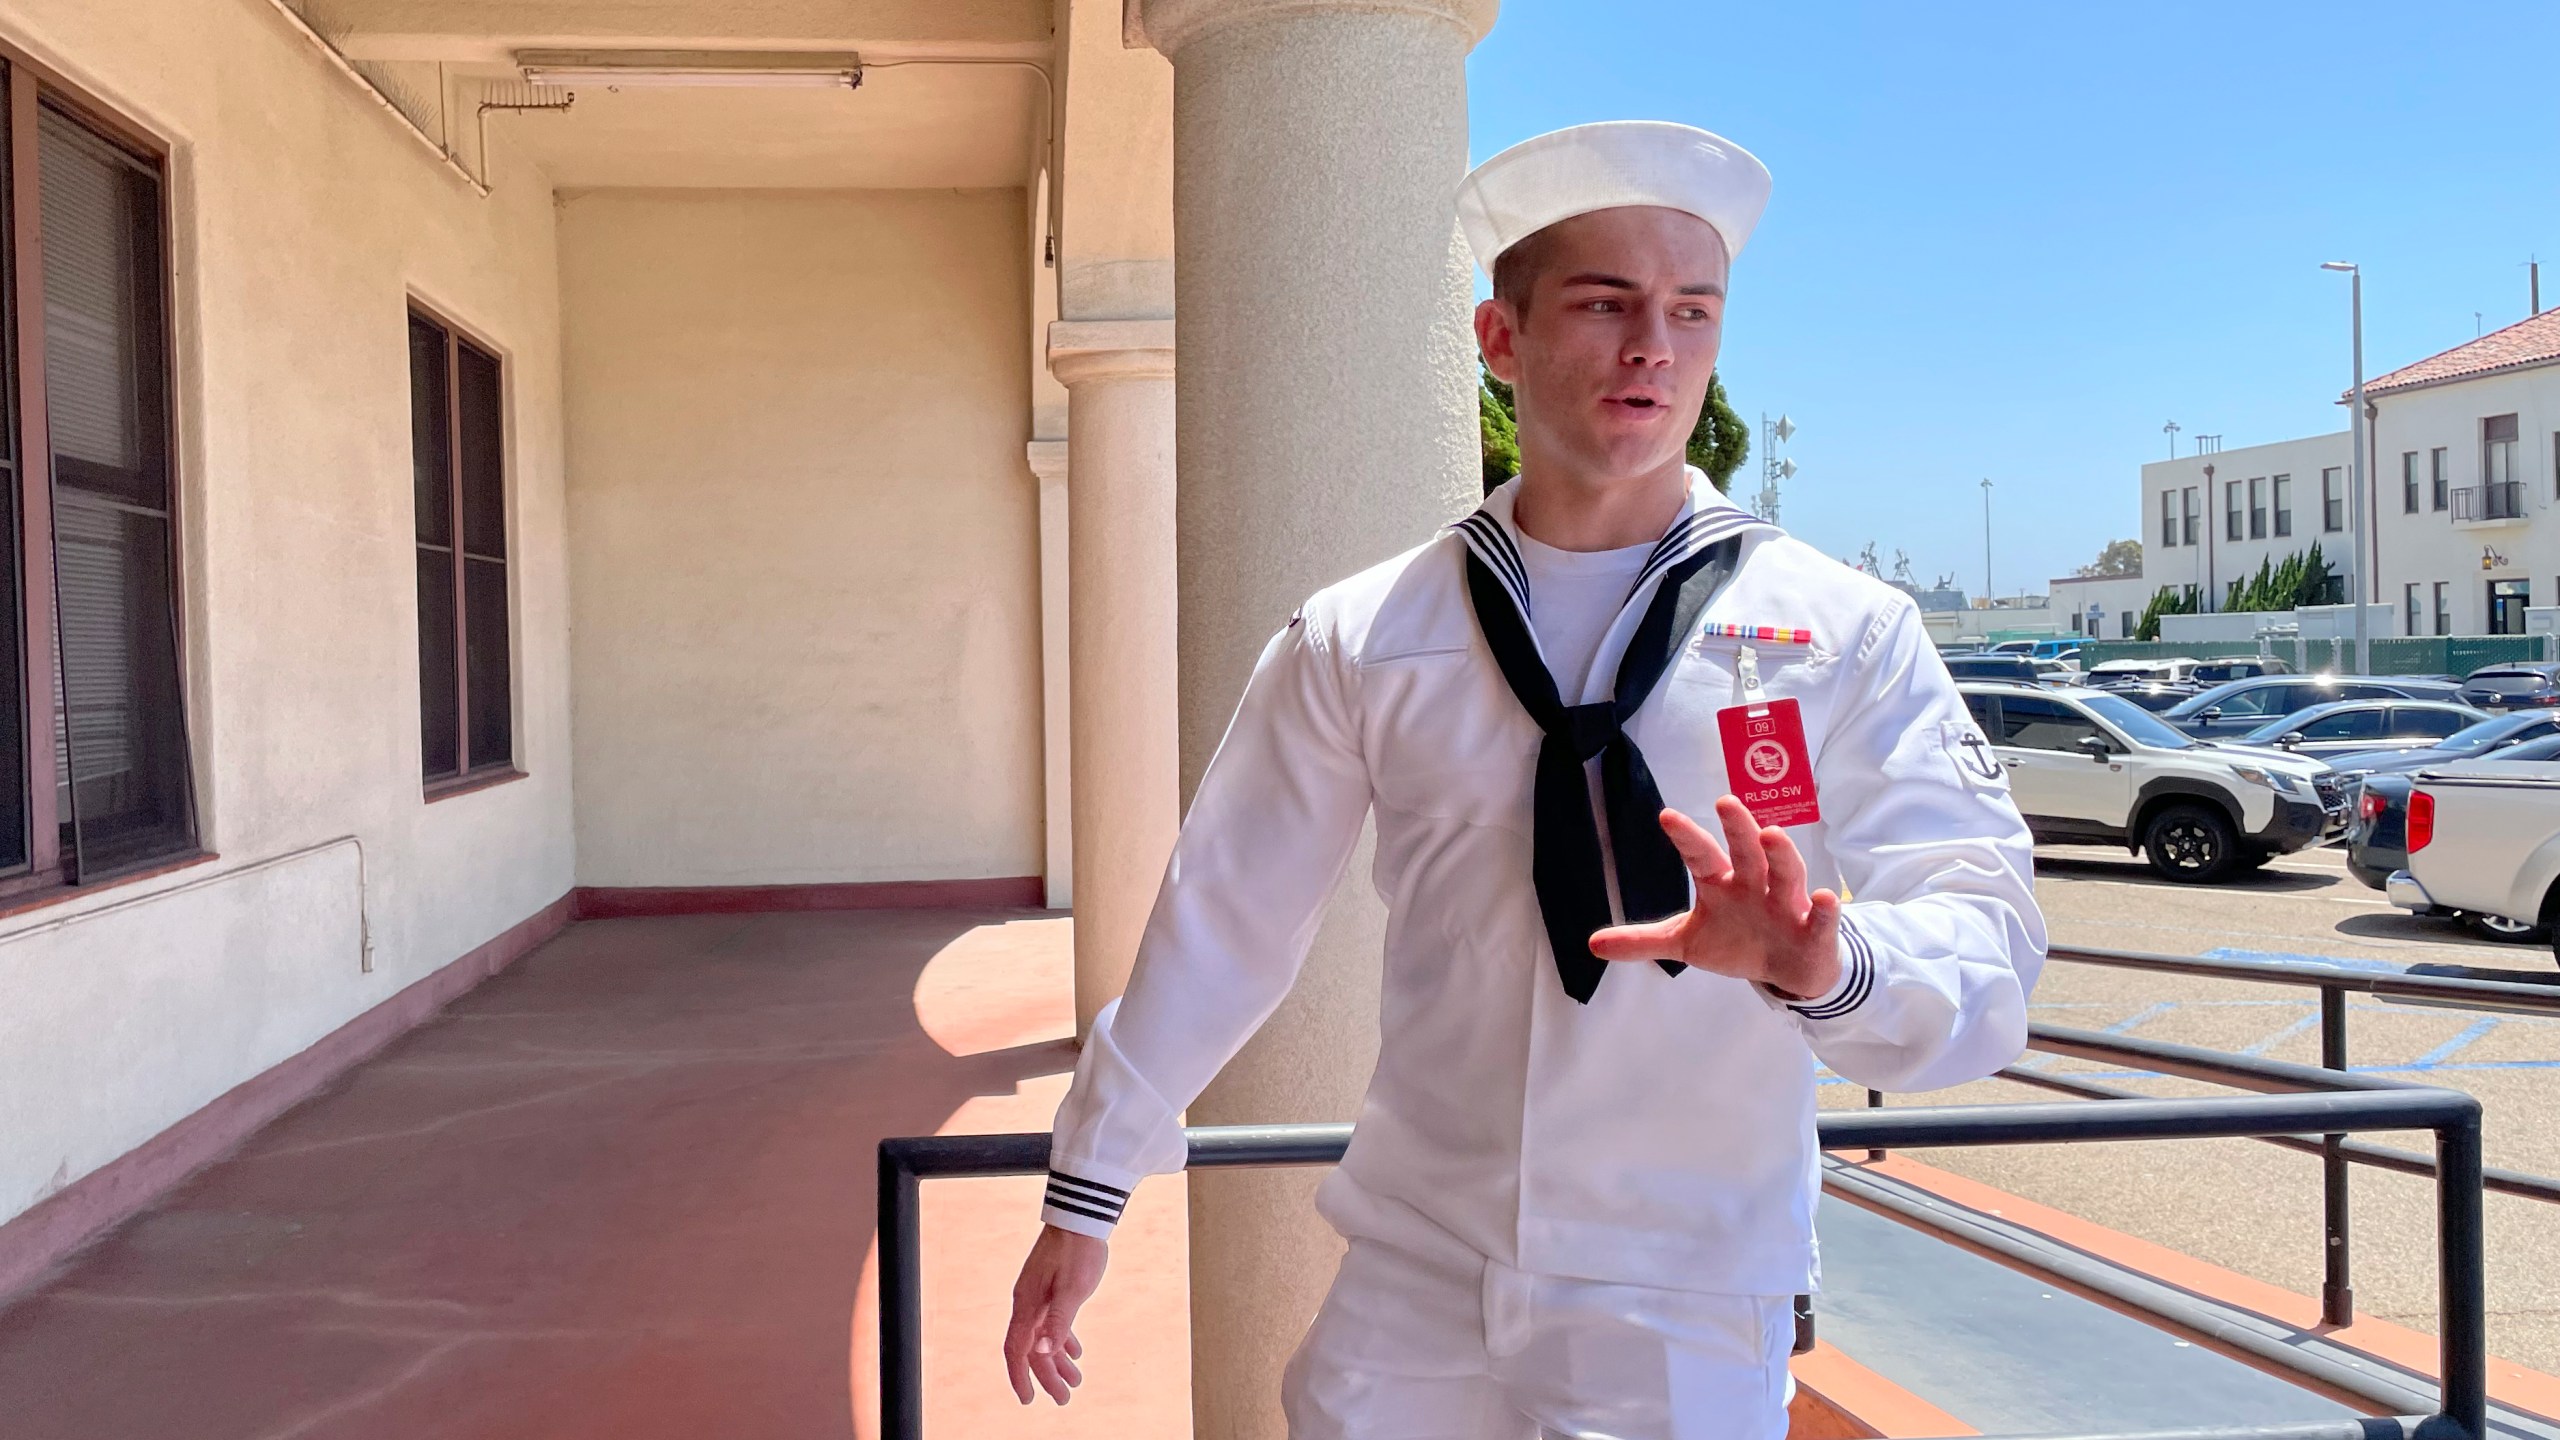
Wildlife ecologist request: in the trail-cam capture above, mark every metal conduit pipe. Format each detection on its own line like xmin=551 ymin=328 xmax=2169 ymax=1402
xmin=2028 ymin=1023 xmax=2397 ymax=1094
xmin=1970 ymin=1422 xmax=2444 ymax=1440
xmin=257 ymin=0 xmax=490 ymax=196
xmin=1822 ymin=1163 xmax=2447 ymax=1422
xmin=2044 ymin=945 xmax=2560 ymax=1018
xmin=1994 ymin=1065 xmax=2560 ymax=1204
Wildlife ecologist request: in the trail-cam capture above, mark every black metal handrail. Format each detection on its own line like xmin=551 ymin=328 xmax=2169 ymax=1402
xmin=2452 ymin=481 xmax=2527 ymax=522
xmin=877 ymin=1087 xmax=2487 ymax=1440
xmin=2020 ymin=945 xmax=2560 ymax=1325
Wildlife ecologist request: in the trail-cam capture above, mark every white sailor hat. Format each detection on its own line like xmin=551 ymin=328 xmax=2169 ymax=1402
xmin=1456 ymin=120 xmax=1772 ymax=276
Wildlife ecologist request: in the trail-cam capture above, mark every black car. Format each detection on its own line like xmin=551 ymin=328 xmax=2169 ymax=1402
xmin=2325 ymin=710 xmax=2560 ymax=779
xmin=2162 ymin=674 xmax=2465 ymax=738
xmin=2457 ymin=663 xmax=2560 ymax=712
xmin=2347 ymin=735 xmax=2560 ymax=939
xmin=1941 ymin=654 xmax=2043 ymax=683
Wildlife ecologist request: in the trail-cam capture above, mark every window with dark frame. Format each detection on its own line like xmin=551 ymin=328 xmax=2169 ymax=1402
xmin=0 ymin=66 xmax=197 ymax=892
xmin=2433 ymin=580 xmax=2451 ymax=636
xmin=2404 ymin=583 xmax=2421 ymax=638
xmin=2181 ymin=486 xmax=2198 ymax=547
xmin=407 ymin=309 xmax=513 ymax=787
xmin=2481 ymin=414 xmax=2519 ymax=519
xmin=2403 ymin=450 xmax=2419 ymax=513
xmin=2321 ymin=467 xmax=2344 ymax=532
xmin=2160 ymin=490 xmax=2176 ymax=548
xmin=2430 ymin=447 xmax=2449 ymax=511
xmin=2271 ymin=473 xmax=2291 ymax=537
xmin=2487 ymin=578 xmax=2528 ymax=637
xmin=2248 ymin=476 xmax=2265 ymax=539
xmin=2225 ymin=479 xmax=2241 ymax=541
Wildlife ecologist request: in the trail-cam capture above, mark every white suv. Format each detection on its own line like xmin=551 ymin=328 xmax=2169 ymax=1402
xmin=1957 ymin=682 xmax=2348 ymax=883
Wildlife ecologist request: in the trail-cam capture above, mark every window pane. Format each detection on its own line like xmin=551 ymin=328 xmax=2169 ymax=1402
xmin=455 ymin=342 xmax=504 ymax=559
xmin=50 ymin=496 xmax=190 ymax=872
xmin=2395 ymin=710 xmax=2471 ymax=739
xmin=418 ymin=547 xmax=457 ymax=778
xmin=0 ymin=84 xmax=22 ymax=873
xmin=41 ymin=109 xmax=191 ymax=876
xmin=409 ymin=315 xmax=451 ymax=547
xmin=464 ymin=557 xmax=510 ymax=769
xmin=1994 ymin=697 xmax=2103 ymax=752
xmin=40 ymin=112 xmax=166 ymax=511
xmin=2303 ymin=709 xmax=2382 ymax=740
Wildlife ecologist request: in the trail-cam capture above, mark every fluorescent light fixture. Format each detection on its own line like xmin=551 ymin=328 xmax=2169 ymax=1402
xmin=516 ymin=50 xmax=863 ymax=89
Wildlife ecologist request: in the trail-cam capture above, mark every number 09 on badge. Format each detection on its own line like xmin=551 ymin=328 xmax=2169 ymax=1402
xmin=1717 ymin=697 xmax=1819 ymax=827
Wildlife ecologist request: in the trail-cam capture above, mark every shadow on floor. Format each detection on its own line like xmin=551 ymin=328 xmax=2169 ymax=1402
xmin=0 ymin=908 xmax=1069 ymax=1440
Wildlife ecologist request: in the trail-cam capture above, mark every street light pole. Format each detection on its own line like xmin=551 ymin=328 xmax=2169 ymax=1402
xmin=2323 ymin=262 xmax=2370 ymax=674
xmin=1980 ymin=477 xmax=1994 ymax=602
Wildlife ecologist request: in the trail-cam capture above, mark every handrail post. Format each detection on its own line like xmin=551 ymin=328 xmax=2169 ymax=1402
xmin=2320 ymin=985 xmax=2355 ymax=1327
xmin=879 ymin=1141 xmax=924 ymax=1440
xmin=1866 ymin=1087 xmax=1885 ymax=1163
xmin=2438 ymin=1101 xmax=2488 ymax=1438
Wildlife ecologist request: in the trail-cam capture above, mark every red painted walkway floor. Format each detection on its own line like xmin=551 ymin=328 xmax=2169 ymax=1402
xmin=0 ymin=909 xmax=1194 ymax=1440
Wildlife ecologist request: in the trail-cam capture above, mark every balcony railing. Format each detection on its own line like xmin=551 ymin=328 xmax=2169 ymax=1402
xmin=878 ymin=941 xmax=2516 ymax=1440
xmin=2451 ymin=480 xmax=2525 ymax=521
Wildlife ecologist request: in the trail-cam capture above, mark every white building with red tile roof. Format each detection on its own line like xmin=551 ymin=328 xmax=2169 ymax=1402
xmin=2133 ymin=311 xmax=2560 ymax=637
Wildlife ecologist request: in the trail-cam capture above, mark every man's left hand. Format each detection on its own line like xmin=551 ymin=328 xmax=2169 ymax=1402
xmin=1588 ymin=795 xmax=1843 ymax=1001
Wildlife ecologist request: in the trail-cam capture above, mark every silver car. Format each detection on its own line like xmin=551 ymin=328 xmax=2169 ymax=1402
xmin=2233 ymin=699 xmax=2490 ymax=761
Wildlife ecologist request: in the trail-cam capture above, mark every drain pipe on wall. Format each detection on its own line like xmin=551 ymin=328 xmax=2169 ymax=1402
xmin=258 ymin=0 xmax=492 ymax=197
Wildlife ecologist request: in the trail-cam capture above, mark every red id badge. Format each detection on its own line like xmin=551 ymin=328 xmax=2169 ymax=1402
xmin=1717 ymin=697 xmax=1820 ymax=826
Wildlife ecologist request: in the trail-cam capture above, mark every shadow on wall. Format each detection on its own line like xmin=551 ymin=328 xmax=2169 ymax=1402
xmin=0 ymin=908 xmax=1071 ymax=1440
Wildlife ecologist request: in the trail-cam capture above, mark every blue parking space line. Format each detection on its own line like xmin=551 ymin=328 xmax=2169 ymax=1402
xmin=2241 ymin=1011 xmax=2322 ymax=1056
xmin=2411 ymin=1016 xmax=2502 ymax=1068
xmin=2101 ymin=1000 xmax=2177 ymax=1036
xmin=2201 ymin=947 xmax=2404 ymax=973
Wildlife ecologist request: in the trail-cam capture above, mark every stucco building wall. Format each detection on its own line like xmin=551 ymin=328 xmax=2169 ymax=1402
xmin=2140 ymin=432 xmax=2353 ymax=613
xmin=2369 ymin=366 xmax=2560 ymax=636
xmin=560 ymin=188 xmax=1044 ymax=889
xmin=0 ymin=0 xmax=575 ymax=1229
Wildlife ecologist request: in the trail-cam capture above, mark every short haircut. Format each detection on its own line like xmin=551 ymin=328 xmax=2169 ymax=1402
xmin=1490 ymin=225 xmax=1562 ymax=328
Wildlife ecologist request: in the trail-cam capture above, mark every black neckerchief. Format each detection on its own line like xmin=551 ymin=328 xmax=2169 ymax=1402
xmin=1453 ymin=494 xmax=1771 ymax=1002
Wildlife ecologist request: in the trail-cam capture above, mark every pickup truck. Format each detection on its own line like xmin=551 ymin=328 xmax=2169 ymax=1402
xmin=2387 ymin=759 xmax=2560 ymax=964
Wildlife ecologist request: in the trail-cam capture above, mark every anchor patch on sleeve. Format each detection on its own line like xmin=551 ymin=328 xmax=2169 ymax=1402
xmin=1940 ymin=720 xmax=2008 ymax=792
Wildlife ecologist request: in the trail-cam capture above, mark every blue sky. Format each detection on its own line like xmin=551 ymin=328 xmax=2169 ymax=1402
xmin=1467 ymin=1 xmax=2560 ymax=596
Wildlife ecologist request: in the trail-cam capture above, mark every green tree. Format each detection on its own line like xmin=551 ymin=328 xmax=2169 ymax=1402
xmin=1480 ymin=372 xmax=1520 ymax=494
xmin=1479 ymin=369 xmax=1751 ymax=495
xmin=1687 ymin=372 xmax=1750 ymax=493
xmin=2134 ymin=584 xmax=2200 ymax=641
xmin=2074 ymin=539 xmax=2142 ymax=578
xmin=2222 ymin=543 xmax=2337 ymax=613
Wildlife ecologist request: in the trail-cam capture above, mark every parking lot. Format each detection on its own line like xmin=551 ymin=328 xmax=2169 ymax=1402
xmin=1828 ymin=839 xmax=2560 ymax=1374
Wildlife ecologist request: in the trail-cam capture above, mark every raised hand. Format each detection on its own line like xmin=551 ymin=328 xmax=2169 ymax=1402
xmin=1588 ymin=795 xmax=1843 ymax=1001
xmin=1002 ymin=1226 xmax=1108 ymax=1405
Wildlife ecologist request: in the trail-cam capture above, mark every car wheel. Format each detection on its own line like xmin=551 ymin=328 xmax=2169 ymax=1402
xmin=2462 ymin=911 xmax=2551 ymax=945
xmin=2143 ymin=803 xmax=2241 ymax=883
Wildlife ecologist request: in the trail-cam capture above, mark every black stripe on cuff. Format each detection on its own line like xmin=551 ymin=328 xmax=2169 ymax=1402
xmin=1043 ymin=1194 xmax=1119 ymax=1225
xmin=1045 ymin=1171 xmax=1129 ymax=1222
xmin=1047 ymin=1170 xmax=1129 ymax=1203
xmin=1790 ymin=922 xmax=1875 ymax=1021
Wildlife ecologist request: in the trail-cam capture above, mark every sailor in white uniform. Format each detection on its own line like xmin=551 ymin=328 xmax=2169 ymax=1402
xmin=1002 ymin=120 xmax=2046 ymax=1439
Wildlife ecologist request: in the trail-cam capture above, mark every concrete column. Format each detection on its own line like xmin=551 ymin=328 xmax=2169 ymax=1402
xmin=1130 ymin=1 xmax=1494 ymax=1433
xmin=1025 ymin=439 xmax=1073 ymax=911
xmin=1046 ymin=320 xmax=1181 ymax=1039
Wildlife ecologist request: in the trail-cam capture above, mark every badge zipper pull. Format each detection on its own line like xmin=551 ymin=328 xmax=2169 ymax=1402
xmin=1738 ymin=644 xmax=1770 ymax=715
